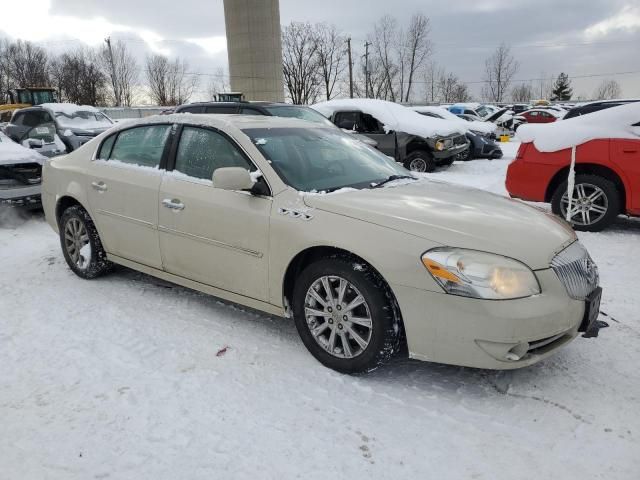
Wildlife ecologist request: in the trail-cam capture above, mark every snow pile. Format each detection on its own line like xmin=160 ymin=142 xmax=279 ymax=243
xmin=41 ymin=103 xmax=113 ymax=130
xmin=0 ymin=132 xmax=46 ymax=166
xmin=312 ymin=99 xmax=465 ymax=138
xmin=518 ymin=102 xmax=640 ymax=152
xmin=412 ymin=106 xmax=497 ymax=135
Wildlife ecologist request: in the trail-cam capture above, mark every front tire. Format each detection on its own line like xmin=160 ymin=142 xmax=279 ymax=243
xmin=59 ymin=205 xmax=112 ymax=279
xmin=551 ymin=174 xmax=620 ymax=232
xmin=404 ymin=150 xmax=436 ymax=173
xmin=292 ymin=257 xmax=401 ymax=374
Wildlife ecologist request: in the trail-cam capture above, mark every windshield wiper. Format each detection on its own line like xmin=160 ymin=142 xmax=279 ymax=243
xmin=371 ymin=175 xmax=417 ymax=189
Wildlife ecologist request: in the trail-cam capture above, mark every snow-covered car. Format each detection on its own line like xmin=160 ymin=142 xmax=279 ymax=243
xmin=5 ymin=103 xmax=114 ymax=153
xmin=313 ymin=99 xmax=469 ymax=173
xmin=508 ymin=102 xmax=640 ymax=231
xmin=43 ymin=114 xmax=604 ymax=373
xmin=412 ymin=106 xmax=502 ymax=160
xmin=0 ymin=132 xmax=47 ymax=208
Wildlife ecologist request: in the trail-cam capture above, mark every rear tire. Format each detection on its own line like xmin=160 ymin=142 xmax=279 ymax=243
xmin=551 ymin=174 xmax=620 ymax=232
xmin=59 ymin=205 xmax=112 ymax=279
xmin=404 ymin=150 xmax=436 ymax=173
xmin=292 ymin=256 xmax=401 ymax=374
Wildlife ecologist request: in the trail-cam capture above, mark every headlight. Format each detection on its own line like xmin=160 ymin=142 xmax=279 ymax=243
xmin=435 ymin=140 xmax=445 ymax=151
xmin=421 ymin=248 xmax=540 ymax=300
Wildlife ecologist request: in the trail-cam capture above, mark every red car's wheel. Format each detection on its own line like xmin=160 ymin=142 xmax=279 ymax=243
xmin=551 ymin=174 xmax=620 ymax=232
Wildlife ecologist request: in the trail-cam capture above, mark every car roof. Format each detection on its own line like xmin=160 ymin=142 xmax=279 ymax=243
xmin=177 ymin=101 xmax=294 ymax=108
xmin=113 ymin=113 xmax=334 ymax=131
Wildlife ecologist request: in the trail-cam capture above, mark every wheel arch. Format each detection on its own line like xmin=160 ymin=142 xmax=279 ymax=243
xmin=545 ymin=163 xmax=628 ymax=212
xmin=55 ymin=195 xmax=88 ymax=227
xmin=281 ymin=246 xmax=406 ymax=344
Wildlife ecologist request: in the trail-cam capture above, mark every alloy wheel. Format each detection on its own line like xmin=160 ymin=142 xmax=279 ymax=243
xmin=409 ymin=158 xmax=427 ymax=172
xmin=64 ymin=217 xmax=91 ymax=269
xmin=560 ymin=183 xmax=609 ymax=226
xmin=304 ymin=275 xmax=373 ymax=359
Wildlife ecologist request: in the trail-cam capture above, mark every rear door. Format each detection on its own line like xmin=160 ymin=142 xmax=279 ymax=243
xmin=87 ymin=124 xmax=173 ymax=269
xmin=158 ymin=125 xmax=271 ymax=300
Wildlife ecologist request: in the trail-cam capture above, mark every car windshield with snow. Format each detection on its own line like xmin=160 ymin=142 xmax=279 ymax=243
xmin=42 ymin=113 xmax=604 ymax=374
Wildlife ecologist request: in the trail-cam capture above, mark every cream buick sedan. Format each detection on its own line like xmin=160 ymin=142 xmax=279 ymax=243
xmin=42 ymin=114 xmax=602 ymax=373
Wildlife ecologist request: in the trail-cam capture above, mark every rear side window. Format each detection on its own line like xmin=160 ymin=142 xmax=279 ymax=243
xmin=178 ymin=105 xmax=204 ymax=114
xmin=204 ymin=106 xmax=239 ymax=114
xmin=97 ymin=134 xmax=116 ymax=159
xmin=241 ymin=107 xmax=266 ymax=115
xmin=174 ymin=127 xmax=253 ymax=180
xmin=109 ymin=125 xmax=171 ymax=167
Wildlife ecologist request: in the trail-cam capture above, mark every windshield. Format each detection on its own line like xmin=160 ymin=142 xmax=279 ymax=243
xmin=264 ymin=106 xmax=335 ymax=127
xmin=54 ymin=111 xmax=113 ymax=130
xmin=243 ymin=127 xmax=409 ymax=192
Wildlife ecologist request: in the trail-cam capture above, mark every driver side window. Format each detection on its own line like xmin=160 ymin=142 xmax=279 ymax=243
xmin=108 ymin=125 xmax=171 ymax=167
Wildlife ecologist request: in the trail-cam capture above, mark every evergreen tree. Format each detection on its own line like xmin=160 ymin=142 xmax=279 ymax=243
xmin=551 ymin=72 xmax=572 ymax=101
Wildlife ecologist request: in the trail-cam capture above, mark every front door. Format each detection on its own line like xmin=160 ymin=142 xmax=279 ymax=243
xmin=158 ymin=126 xmax=272 ymax=301
xmin=611 ymin=138 xmax=640 ymax=211
xmin=333 ymin=111 xmax=396 ymax=158
xmin=87 ymin=124 xmax=172 ymax=269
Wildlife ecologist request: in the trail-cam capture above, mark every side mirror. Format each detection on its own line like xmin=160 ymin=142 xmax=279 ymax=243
xmin=212 ymin=167 xmax=255 ymax=191
xmin=27 ymin=138 xmax=43 ymax=149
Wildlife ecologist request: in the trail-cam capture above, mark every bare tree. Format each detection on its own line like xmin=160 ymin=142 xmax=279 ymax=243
xmin=423 ymin=60 xmax=442 ymax=102
xmin=511 ymin=83 xmax=533 ymax=102
xmin=482 ymin=42 xmax=519 ymax=102
xmin=4 ymin=40 xmax=50 ymax=89
xmin=50 ymin=49 xmax=107 ymax=105
xmin=437 ymin=72 xmax=469 ymax=103
xmin=314 ymin=23 xmax=347 ymax=101
xmin=146 ymin=54 xmax=198 ymax=106
xmin=0 ymin=39 xmax=9 ymax=101
xmin=206 ymin=67 xmax=231 ymax=100
xmin=282 ymin=22 xmax=321 ymax=104
xmin=371 ymin=15 xmax=399 ymax=101
xmin=397 ymin=13 xmax=432 ymax=102
xmin=593 ymin=79 xmax=622 ymax=100
xmin=101 ymin=40 xmax=139 ymax=107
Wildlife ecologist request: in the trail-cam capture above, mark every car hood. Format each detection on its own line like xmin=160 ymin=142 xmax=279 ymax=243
xmin=302 ymin=180 xmax=576 ymax=270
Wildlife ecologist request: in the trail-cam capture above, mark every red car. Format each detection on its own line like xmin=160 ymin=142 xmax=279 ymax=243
xmin=507 ymin=114 xmax=640 ymax=231
xmin=519 ymin=109 xmax=560 ymax=124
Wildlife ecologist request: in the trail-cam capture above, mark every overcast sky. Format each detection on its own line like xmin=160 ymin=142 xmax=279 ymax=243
xmin=2 ymin=0 xmax=639 ymax=101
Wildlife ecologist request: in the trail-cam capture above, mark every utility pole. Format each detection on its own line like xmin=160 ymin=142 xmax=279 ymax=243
xmin=104 ymin=37 xmax=120 ymax=107
xmin=346 ymin=37 xmax=354 ymax=98
xmin=363 ymin=41 xmax=371 ymax=98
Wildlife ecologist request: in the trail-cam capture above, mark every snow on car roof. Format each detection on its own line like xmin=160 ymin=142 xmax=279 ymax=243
xmin=311 ymin=99 xmax=465 ymax=138
xmin=108 ymin=113 xmax=336 ymax=134
xmin=517 ymin=102 xmax=640 ymax=152
xmin=0 ymin=132 xmax=47 ymax=166
xmin=411 ymin=106 xmax=497 ymax=135
xmin=40 ymin=103 xmax=101 ymax=115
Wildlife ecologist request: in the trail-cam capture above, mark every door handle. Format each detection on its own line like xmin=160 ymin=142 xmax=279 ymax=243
xmin=91 ymin=181 xmax=107 ymax=192
xmin=162 ymin=198 xmax=185 ymax=211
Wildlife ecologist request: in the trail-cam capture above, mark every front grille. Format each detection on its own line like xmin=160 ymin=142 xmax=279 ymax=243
xmin=453 ymin=135 xmax=467 ymax=146
xmin=551 ymin=241 xmax=599 ymax=300
xmin=0 ymin=163 xmax=42 ymax=189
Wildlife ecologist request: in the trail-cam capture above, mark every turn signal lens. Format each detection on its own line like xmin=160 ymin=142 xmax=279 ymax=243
xmin=422 ymin=258 xmax=461 ymax=284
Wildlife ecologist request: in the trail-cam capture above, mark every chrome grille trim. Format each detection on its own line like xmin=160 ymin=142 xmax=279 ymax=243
xmin=550 ymin=242 xmax=599 ymax=301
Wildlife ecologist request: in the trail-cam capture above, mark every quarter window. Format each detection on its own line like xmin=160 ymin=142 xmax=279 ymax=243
xmin=97 ymin=134 xmax=116 ymax=160
xmin=108 ymin=125 xmax=171 ymax=167
xmin=174 ymin=127 xmax=253 ymax=180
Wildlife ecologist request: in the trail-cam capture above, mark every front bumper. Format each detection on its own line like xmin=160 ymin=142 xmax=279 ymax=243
xmin=433 ymin=143 xmax=469 ymax=161
xmin=0 ymin=184 xmax=42 ymax=208
xmin=392 ymin=268 xmax=587 ymax=369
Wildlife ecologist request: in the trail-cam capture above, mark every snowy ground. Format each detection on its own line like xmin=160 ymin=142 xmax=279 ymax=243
xmin=1 ymin=141 xmax=639 ymax=479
